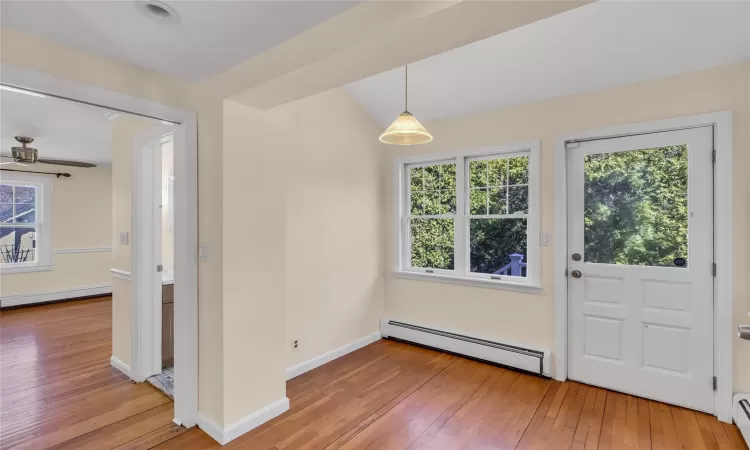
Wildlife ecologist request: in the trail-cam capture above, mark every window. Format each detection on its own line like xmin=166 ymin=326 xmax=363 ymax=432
xmin=0 ymin=172 xmax=53 ymax=273
xmin=397 ymin=142 xmax=540 ymax=288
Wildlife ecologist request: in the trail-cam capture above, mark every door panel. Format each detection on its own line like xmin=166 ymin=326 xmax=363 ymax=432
xmin=567 ymin=126 xmax=714 ymax=413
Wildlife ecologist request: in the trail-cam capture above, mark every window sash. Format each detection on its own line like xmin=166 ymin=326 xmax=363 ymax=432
xmin=400 ymin=144 xmax=538 ymax=285
xmin=0 ymin=178 xmax=48 ymax=269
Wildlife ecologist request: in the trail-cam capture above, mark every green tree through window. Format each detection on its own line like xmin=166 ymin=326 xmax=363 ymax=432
xmin=584 ymin=145 xmax=689 ymax=267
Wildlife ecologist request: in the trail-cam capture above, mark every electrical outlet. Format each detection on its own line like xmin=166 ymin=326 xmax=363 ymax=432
xmin=292 ymin=339 xmax=299 ymax=351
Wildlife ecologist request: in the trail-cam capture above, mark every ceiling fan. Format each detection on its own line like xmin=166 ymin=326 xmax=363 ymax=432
xmin=0 ymin=136 xmax=97 ymax=168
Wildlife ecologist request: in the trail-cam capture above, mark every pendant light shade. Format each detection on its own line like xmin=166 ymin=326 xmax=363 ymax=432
xmin=379 ymin=66 xmax=433 ymax=145
xmin=379 ymin=112 xmax=433 ymax=145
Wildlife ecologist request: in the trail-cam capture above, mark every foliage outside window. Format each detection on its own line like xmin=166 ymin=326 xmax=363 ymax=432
xmin=400 ymin=144 xmax=539 ymax=287
xmin=0 ymin=173 xmax=52 ymax=272
xmin=584 ymin=146 xmax=688 ymax=267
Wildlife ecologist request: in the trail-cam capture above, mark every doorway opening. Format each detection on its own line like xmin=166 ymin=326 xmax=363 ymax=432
xmin=1 ymin=64 xmax=199 ymax=427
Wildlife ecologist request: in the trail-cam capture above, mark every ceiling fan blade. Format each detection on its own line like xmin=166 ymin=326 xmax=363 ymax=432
xmin=37 ymin=159 xmax=97 ymax=168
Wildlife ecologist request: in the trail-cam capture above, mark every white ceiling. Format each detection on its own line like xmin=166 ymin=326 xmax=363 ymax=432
xmin=346 ymin=1 xmax=750 ymax=127
xmin=0 ymin=90 xmax=118 ymax=166
xmin=0 ymin=1 xmax=359 ymax=82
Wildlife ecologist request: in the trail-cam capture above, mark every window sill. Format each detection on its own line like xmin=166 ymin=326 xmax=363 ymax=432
xmin=1 ymin=264 xmax=53 ymax=274
xmin=392 ymin=271 xmax=542 ymax=293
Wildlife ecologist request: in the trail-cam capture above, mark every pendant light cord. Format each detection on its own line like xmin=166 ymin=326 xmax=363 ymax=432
xmin=405 ymin=65 xmax=408 ymax=112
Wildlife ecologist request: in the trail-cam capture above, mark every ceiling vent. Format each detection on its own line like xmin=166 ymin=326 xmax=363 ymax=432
xmin=136 ymin=0 xmax=179 ymax=24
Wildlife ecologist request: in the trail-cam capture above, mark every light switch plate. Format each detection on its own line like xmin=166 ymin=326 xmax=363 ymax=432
xmin=119 ymin=232 xmax=129 ymax=245
xmin=199 ymin=244 xmax=208 ymax=261
xmin=541 ymin=233 xmax=551 ymax=246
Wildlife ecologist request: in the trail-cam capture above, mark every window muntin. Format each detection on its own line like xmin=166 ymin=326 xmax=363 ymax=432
xmin=400 ymin=145 xmax=538 ymax=286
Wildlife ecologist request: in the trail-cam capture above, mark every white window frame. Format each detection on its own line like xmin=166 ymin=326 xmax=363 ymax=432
xmin=0 ymin=171 xmax=54 ymax=274
xmin=394 ymin=140 xmax=541 ymax=292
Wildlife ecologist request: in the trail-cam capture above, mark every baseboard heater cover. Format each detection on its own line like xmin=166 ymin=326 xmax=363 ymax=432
xmin=380 ymin=319 xmax=550 ymax=376
xmin=735 ymin=394 xmax=750 ymax=446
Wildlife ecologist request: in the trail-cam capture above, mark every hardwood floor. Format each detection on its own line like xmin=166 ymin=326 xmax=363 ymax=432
xmin=0 ymin=297 xmax=183 ymax=449
xmin=1 ymin=297 xmax=746 ymax=450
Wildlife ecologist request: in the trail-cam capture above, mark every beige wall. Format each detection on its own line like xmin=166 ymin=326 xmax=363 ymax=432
xmin=110 ymin=115 xmax=155 ymax=366
xmin=222 ymin=100 xmax=286 ymax=424
xmin=221 ymin=88 xmax=384 ymax=424
xmin=280 ymin=89 xmax=384 ymax=368
xmin=0 ymin=166 xmax=112 ymax=297
xmin=382 ymin=62 xmax=750 ymax=393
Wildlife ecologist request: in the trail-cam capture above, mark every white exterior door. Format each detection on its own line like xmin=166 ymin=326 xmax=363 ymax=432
xmin=566 ymin=127 xmax=714 ymax=413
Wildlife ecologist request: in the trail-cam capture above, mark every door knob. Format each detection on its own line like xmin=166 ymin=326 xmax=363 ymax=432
xmin=571 ymin=270 xmax=582 ymax=278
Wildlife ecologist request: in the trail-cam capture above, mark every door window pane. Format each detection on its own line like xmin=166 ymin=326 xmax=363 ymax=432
xmin=0 ymin=227 xmax=37 ymax=263
xmin=410 ymin=218 xmax=454 ymax=270
xmin=584 ymin=145 xmax=688 ymax=267
xmin=470 ymin=218 xmax=527 ymax=276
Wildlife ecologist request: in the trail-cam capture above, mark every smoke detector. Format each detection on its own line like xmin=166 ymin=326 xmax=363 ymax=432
xmin=136 ymin=1 xmax=179 ymax=24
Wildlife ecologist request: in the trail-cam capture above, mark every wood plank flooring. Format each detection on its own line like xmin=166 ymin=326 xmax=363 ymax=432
xmin=0 ymin=297 xmax=182 ymax=449
xmin=1 ymin=297 xmax=746 ymax=450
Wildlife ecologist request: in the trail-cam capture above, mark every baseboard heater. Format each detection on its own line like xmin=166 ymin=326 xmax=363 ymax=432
xmin=379 ymin=319 xmax=550 ymax=377
xmin=734 ymin=394 xmax=750 ymax=446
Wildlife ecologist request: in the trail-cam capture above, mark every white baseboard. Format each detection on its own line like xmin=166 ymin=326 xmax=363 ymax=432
xmin=0 ymin=284 xmax=113 ymax=308
xmin=110 ymin=268 xmax=132 ymax=281
xmin=286 ymin=332 xmax=382 ymax=380
xmin=110 ymin=356 xmax=132 ymax=379
xmin=197 ymin=397 xmax=290 ymax=445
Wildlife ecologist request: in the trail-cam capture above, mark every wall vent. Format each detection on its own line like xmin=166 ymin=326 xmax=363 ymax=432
xmin=380 ymin=319 xmax=550 ymax=376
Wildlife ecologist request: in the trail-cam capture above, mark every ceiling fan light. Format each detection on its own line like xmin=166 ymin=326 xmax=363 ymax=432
xmin=379 ymin=112 xmax=433 ymax=145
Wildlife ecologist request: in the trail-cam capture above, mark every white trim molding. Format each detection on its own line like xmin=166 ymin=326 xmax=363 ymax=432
xmin=197 ymin=397 xmax=290 ymax=445
xmin=110 ymin=356 xmax=132 ymax=378
xmin=0 ymin=284 xmax=112 ymax=308
xmin=286 ymin=332 xmax=382 ymax=380
xmin=54 ymin=247 xmax=112 ymax=254
xmin=1 ymin=264 xmax=53 ymax=274
xmin=553 ymin=111 xmax=733 ymax=422
xmin=110 ymin=268 xmax=132 ymax=281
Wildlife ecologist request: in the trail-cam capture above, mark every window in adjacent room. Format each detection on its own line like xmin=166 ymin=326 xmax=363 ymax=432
xmin=397 ymin=142 xmax=540 ymax=288
xmin=0 ymin=172 xmax=53 ymax=273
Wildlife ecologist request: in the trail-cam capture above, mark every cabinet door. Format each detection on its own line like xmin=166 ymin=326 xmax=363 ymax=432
xmin=162 ymin=302 xmax=174 ymax=368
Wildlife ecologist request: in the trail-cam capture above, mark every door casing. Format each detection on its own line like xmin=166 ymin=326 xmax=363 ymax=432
xmin=553 ymin=111 xmax=734 ymax=422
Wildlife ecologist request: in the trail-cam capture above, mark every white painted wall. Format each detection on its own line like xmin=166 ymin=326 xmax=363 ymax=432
xmin=0 ymin=166 xmax=112 ymax=298
xmin=382 ymin=62 xmax=750 ymax=394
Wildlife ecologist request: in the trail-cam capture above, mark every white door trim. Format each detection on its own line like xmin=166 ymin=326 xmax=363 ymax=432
xmin=132 ymin=127 xmax=171 ymax=382
xmin=553 ymin=111 xmax=733 ymax=423
xmin=0 ymin=64 xmax=200 ymax=428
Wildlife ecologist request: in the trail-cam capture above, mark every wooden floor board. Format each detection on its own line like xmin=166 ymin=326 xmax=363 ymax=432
xmin=2 ymin=297 xmax=747 ymax=450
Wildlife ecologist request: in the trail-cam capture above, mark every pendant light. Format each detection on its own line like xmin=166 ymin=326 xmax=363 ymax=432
xmin=379 ymin=65 xmax=433 ymax=145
